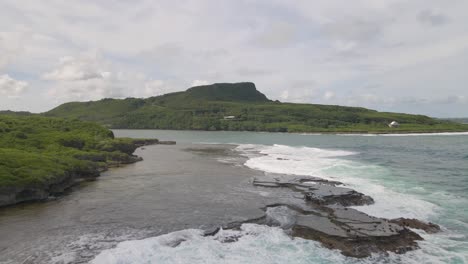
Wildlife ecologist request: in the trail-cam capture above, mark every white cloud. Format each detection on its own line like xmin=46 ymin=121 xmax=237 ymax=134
xmin=1 ymin=0 xmax=468 ymax=116
xmin=47 ymin=78 xmax=123 ymax=102
xmin=141 ymin=80 xmax=176 ymax=97
xmin=42 ymin=55 xmax=107 ymax=81
xmin=0 ymin=74 xmax=28 ymax=97
xmin=418 ymin=10 xmax=449 ymax=27
xmin=191 ymin=80 xmax=209 ymax=87
xmin=324 ymin=91 xmax=335 ymax=100
xmin=252 ymin=22 xmax=298 ymax=48
xmin=0 ymin=32 xmax=25 ymax=69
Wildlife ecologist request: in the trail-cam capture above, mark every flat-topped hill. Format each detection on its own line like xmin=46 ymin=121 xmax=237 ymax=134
xmin=185 ymin=82 xmax=270 ymax=102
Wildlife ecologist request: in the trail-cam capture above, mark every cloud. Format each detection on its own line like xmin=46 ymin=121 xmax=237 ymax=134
xmin=252 ymin=22 xmax=298 ymax=48
xmin=0 ymin=74 xmax=28 ymax=97
xmin=432 ymin=95 xmax=467 ymax=104
xmin=46 ymin=77 xmax=123 ymax=102
xmin=191 ymin=80 xmax=209 ymax=87
xmin=141 ymin=80 xmax=175 ymax=97
xmin=323 ymin=91 xmax=335 ymax=100
xmin=276 ymin=79 xmax=319 ymax=103
xmin=42 ymin=55 xmax=107 ymax=81
xmin=1 ymin=1 xmax=468 ymax=116
xmin=323 ymin=18 xmax=383 ymax=43
xmin=236 ymin=68 xmax=272 ymax=77
xmin=418 ymin=10 xmax=449 ymax=27
xmin=319 ymin=15 xmax=389 ymax=55
xmin=0 ymin=32 xmax=25 ymax=69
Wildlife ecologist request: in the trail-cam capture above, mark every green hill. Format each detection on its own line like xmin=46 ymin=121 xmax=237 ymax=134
xmin=45 ymin=82 xmax=468 ymax=133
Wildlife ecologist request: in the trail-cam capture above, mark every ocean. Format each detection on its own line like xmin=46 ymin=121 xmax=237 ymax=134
xmin=1 ymin=130 xmax=467 ymax=263
xmin=106 ymin=130 xmax=468 ymax=264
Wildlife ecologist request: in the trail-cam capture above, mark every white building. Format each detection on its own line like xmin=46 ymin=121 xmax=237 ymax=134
xmin=223 ymin=116 xmax=236 ymax=120
xmin=388 ymin=121 xmax=400 ymax=128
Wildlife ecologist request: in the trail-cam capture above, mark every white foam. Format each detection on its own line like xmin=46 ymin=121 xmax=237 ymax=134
xmin=90 ymin=223 xmax=467 ymax=264
xmin=91 ymin=224 xmax=344 ymax=264
xmin=236 ymin=144 xmax=437 ymax=220
xmin=88 ymin=143 xmax=466 ymax=264
xmin=337 ymin=132 xmax=468 ymax=137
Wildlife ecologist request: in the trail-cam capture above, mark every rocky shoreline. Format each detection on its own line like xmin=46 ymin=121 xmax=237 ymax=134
xmin=0 ymin=139 xmax=173 ymax=208
xmin=189 ymin=146 xmax=441 ymax=259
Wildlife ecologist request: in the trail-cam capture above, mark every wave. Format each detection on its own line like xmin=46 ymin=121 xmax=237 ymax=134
xmin=91 ymin=224 xmax=346 ymax=264
xmin=337 ymin=132 xmax=468 ymax=137
xmin=88 ymin=143 xmax=467 ymax=264
xmin=236 ymin=144 xmax=437 ymax=220
xmin=90 ymin=223 xmax=467 ymax=264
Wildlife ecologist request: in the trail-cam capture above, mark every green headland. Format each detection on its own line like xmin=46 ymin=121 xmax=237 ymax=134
xmin=0 ymin=114 xmax=158 ymax=206
xmin=45 ymin=82 xmax=468 ymax=133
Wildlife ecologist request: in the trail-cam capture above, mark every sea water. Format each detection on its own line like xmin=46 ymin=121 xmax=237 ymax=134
xmin=97 ymin=130 xmax=468 ymax=263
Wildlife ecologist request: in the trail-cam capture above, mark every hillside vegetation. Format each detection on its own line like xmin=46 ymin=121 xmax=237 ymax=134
xmin=45 ymin=82 xmax=468 ymax=133
xmin=0 ymin=114 xmax=157 ymax=206
xmin=443 ymin=118 xmax=468 ymax=124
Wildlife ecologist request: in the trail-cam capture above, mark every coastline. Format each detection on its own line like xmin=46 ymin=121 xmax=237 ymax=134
xmin=90 ymin=143 xmax=441 ymax=260
xmin=0 ymin=139 xmax=170 ymax=208
xmin=0 ymin=143 xmax=269 ymax=263
xmin=0 ymin=141 xmax=458 ymax=263
xmin=111 ymin=127 xmax=468 ymax=135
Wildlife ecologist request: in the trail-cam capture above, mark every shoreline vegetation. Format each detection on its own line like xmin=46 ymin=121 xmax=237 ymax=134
xmin=42 ymin=82 xmax=468 ymax=134
xmin=0 ymin=114 xmax=168 ymax=207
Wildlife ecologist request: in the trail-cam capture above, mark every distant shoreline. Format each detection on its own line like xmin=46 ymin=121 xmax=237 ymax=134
xmin=111 ymin=128 xmax=468 ymax=136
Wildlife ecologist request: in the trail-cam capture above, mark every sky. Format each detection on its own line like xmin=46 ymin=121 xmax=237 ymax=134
xmin=1 ymin=0 xmax=468 ymax=117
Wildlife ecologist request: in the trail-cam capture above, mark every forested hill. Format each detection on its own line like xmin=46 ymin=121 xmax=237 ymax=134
xmin=44 ymin=82 xmax=468 ymax=133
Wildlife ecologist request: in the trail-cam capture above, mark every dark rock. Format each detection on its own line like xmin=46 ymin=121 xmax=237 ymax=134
xmin=292 ymin=223 xmax=421 ymax=258
xmin=203 ymin=227 xmax=221 ymax=237
xmin=263 ymin=204 xmax=423 ymax=258
xmin=253 ymin=174 xmax=373 ymax=207
xmin=246 ymin=173 xmax=429 ymax=258
xmin=304 ymin=185 xmax=374 ymax=206
xmin=158 ymin=141 xmax=176 ymax=145
xmin=389 ymin=218 xmax=441 ymax=233
xmin=132 ymin=139 xmax=160 ymax=147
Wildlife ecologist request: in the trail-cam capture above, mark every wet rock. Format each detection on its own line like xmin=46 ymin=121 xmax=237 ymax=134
xmin=389 ymin=218 xmax=441 ymax=233
xmin=132 ymin=139 xmax=160 ymax=146
xmin=254 ymin=174 xmax=340 ymax=187
xmin=264 ymin=205 xmax=423 ymax=258
xmin=203 ymin=227 xmax=221 ymax=237
xmin=158 ymin=141 xmax=176 ymax=145
xmin=304 ymin=185 xmax=374 ymax=206
xmin=253 ymin=174 xmax=373 ymax=207
xmin=247 ymin=173 xmax=429 ymax=258
xmin=292 ymin=222 xmax=421 ymax=258
xmin=165 ymin=238 xmax=186 ymax=247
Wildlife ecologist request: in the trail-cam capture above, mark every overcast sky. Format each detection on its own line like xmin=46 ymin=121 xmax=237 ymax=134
xmin=1 ymin=0 xmax=468 ymax=117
